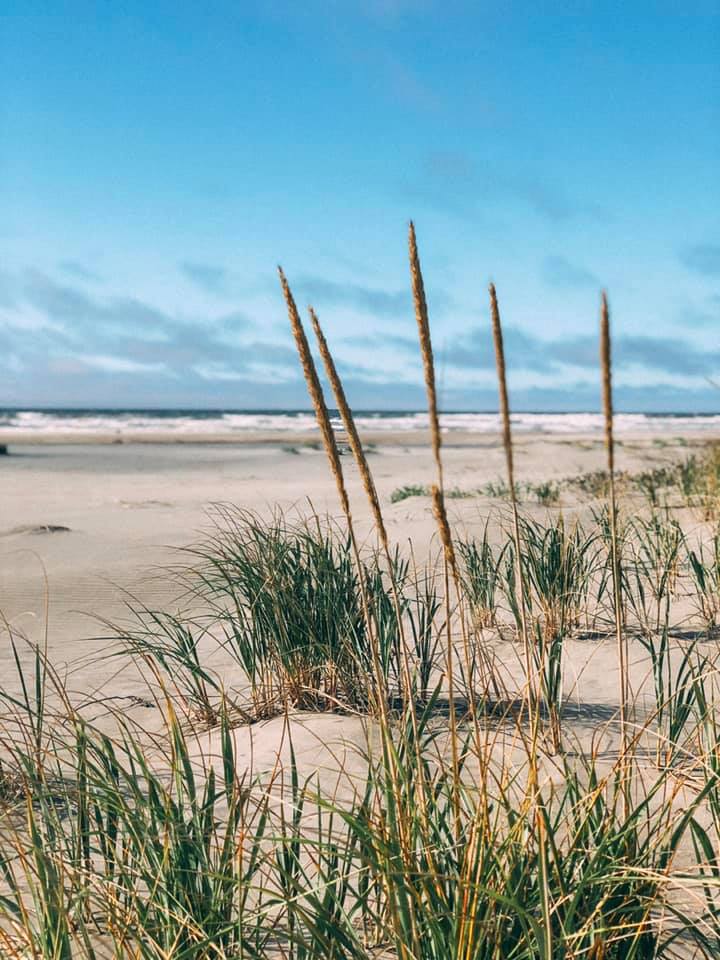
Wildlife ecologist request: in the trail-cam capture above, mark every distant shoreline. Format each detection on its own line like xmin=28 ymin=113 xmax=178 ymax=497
xmin=3 ymin=409 xmax=720 ymax=444
xmin=1 ymin=429 xmax=717 ymax=447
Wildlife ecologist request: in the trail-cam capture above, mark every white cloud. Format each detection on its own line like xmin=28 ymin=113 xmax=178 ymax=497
xmin=0 ymin=305 xmax=66 ymax=334
xmin=245 ymin=362 xmax=299 ymax=384
xmin=80 ymin=355 xmax=169 ymax=375
xmin=193 ymin=363 xmax=245 ymax=381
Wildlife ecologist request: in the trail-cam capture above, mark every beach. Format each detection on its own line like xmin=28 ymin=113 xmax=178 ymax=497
xmin=4 ymin=0 xmax=715 ymax=950
xmin=2 ymin=426 xmax=720 ymax=956
xmin=0 ymin=428 xmax=712 ymax=708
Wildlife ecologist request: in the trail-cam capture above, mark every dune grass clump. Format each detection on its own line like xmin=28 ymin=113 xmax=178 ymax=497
xmin=517 ymin=515 xmax=597 ymax=641
xmin=527 ymin=479 xmax=561 ymax=506
xmin=567 ymin=468 xmax=613 ymax=499
xmin=113 ymin=605 xmax=221 ymax=723
xmin=0 ymin=688 xmax=274 ymax=959
xmin=194 ymin=511 xmax=372 ymax=712
xmin=329 ymin=748 xmax=689 ymax=959
xmin=391 ymin=483 xmax=430 ymax=503
xmin=624 ymin=511 xmax=684 ymax=634
xmin=677 ymin=445 xmax=720 ymax=519
xmin=0 ymin=759 xmax=24 ymax=807
xmin=391 ymin=484 xmax=476 ymax=503
xmin=2 ymin=640 xmax=715 ymax=958
xmin=625 ymin=445 xmax=720 ymax=518
xmin=458 ymin=524 xmax=500 ymax=629
xmin=394 ymin=454 xmax=720 ymax=515
xmin=634 ymin=465 xmax=677 ymax=507
xmin=114 ymin=508 xmax=443 ymax=719
xmin=687 ymin=525 xmax=720 ymax=629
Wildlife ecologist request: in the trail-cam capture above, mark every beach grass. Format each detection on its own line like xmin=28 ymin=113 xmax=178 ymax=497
xmin=2 ymin=234 xmax=720 ymax=957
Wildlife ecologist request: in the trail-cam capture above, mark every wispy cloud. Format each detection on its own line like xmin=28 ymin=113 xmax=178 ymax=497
xmin=381 ymin=52 xmax=442 ymax=112
xmin=341 ymin=35 xmax=442 ymax=114
xmin=193 ymin=341 xmax=298 ymax=383
xmin=542 ymin=256 xmax=599 ymax=289
xmin=342 ymin=332 xmax=418 ymax=352
xmin=58 ymin=261 xmax=103 ymax=283
xmin=406 ymin=152 xmax=609 ymax=224
xmin=80 ymin=355 xmax=169 ymax=374
xmin=0 ymin=268 xmax=17 ymax=309
xmin=430 ymin=327 xmax=720 ymax=379
xmin=179 ymin=261 xmax=229 ymax=294
xmin=242 ymin=341 xmax=298 ymax=366
xmin=217 ymin=310 xmax=253 ymax=332
xmin=291 ymin=275 xmax=419 ymax=316
xmin=495 ymin=173 xmax=608 ymax=224
xmin=0 ymin=327 xmax=14 ymax=357
xmin=21 ymin=270 xmax=170 ymax=342
xmin=423 ymin=150 xmax=475 ymax=181
xmin=551 ymin=333 xmax=719 ymax=377
xmin=342 ymin=323 xmax=720 ymax=380
xmin=194 ymin=362 xmax=246 ymax=382
xmin=679 ymin=300 xmax=719 ymax=327
xmin=441 ymin=328 xmax=555 ymax=372
xmin=504 ymin=176 xmax=576 ymax=222
xmin=3 ymin=262 xmax=719 ymax=406
xmin=0 ymin=267 xmax=304 ymax=394
xmin=610 ymin=336 xmax=719 ymax=377
xmin=680 ymin=244 xmax=720 ymax=277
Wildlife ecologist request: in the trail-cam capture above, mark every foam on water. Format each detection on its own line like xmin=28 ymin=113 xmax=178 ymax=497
xmin=2 ymin=409 xmax=720 ymax=437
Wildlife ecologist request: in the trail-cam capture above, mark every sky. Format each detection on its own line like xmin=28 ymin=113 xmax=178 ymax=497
xmin=1 ymin=0 xmax=719 ymax=411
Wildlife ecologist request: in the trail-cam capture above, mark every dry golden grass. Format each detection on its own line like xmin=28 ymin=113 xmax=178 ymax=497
xmin=601 ymin=290 xmax=630 ymax=788
xmin=309 ymin=306 xmax=389 ymax=553
xmin=489 ymin=281 xmax=537 ymax=739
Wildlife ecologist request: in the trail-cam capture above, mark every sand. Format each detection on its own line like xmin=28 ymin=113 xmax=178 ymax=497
xmin=0 ymin=431 xmax=702 ymax=649
xmin=0 ymin=430 xmax=713 ymax=761
xmin=1 ymin=428 xmax=719 ymax=960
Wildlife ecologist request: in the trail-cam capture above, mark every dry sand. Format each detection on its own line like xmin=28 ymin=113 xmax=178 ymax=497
xmin=0 ymin=430 xmax=715 ymax=782
xmin=0 ymin=431 xmax=701 ymax=645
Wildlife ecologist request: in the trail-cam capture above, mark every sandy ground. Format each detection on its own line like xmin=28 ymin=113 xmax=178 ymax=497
xmin=0 ymin=431 xmax=703 ymax=646
xmin=1 ymin=430 xmax=719 ymax=956
xmin=0 ymin=430 xmax=716 ymax=778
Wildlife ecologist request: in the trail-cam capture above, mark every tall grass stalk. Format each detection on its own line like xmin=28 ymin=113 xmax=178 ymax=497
xmin=640 ymin=629 xmax=706 ymax=767
xmin=601 ymin=291 xmax=630 ymax=798
xmin=408 ymin=222 xmax=467 ymax=833
xmin=278 ymin=269 xmax=350 ymax=526
xmin=308 ymin=308 xmax=387 ymax=554
xmin=489 ymin=283 xmax=539 ymax=748
xmin=408 ymin=222 xmax=443 ymax=494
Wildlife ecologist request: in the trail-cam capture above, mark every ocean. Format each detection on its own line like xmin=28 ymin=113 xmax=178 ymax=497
xmin=1 ymin=409 xmax=720 ymax=437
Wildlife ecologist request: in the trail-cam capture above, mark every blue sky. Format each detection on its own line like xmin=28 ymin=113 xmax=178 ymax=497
xmin=1 ymin=1 xmax=719 ymax=410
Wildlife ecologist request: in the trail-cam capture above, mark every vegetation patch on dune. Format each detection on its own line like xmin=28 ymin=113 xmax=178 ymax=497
xmin=2 ymin=229 xmax=720 ymax=958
